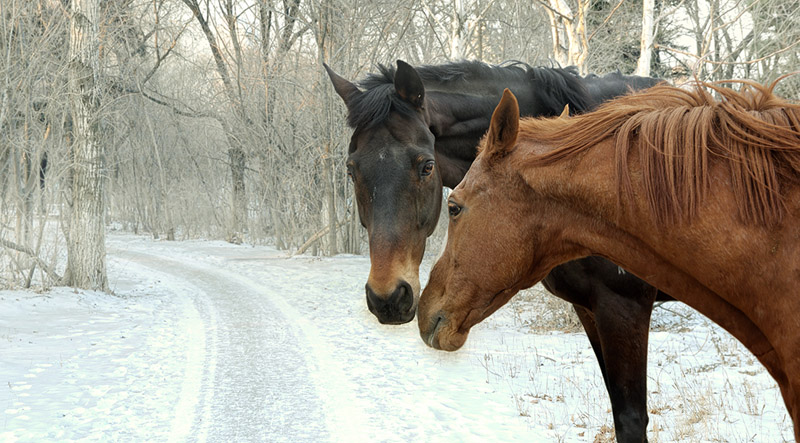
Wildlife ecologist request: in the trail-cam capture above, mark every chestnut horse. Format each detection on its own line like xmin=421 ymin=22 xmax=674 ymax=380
xmin=418 ymin=83 xmax=800 ymax=439
xmin=325 ymin=60 xmax=664 ymax=442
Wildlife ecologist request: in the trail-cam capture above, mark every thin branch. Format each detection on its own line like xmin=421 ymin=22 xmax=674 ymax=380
xmin=655 ymin=39 xmax=800 ymax=67
xmin=119 ymin=83 xmax=214 ymax=119
xmin=655 ymin=0 xmax=685 ymax=24
xmin=535 ymin=0 xmax=573 ymax=22
xmin=587 ymin=0 xmax=625 ymax=43
xmin=140 ymin=19 xmax=190 ymax=86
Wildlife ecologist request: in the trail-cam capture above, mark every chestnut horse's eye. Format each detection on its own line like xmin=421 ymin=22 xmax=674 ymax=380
xmin=448 ymin=201 xmax=462 ymax=218
xmin=421 ymin=160 xmax=435 ymax=177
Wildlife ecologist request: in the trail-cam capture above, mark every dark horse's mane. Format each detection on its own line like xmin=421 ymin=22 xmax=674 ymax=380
xmin=519 ymin=79 xmax=800 ymax=226
xmin=346 ymin=60 xmax=591 ymax=130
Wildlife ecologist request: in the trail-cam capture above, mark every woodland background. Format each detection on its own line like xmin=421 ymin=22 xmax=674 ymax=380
xmin=1 ymin=0 xmax=799 ymax=290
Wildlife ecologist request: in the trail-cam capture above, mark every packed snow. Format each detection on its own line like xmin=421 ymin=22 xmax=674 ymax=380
xmin=0 ymin=233 xmax=793 ymax=441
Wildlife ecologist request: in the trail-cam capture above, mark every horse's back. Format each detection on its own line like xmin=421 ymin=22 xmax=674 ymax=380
xmin=583 ymin=71 xmax=663 ymax=108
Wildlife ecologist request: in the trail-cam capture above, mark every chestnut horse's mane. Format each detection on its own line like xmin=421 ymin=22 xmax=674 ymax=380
xmin=521 ymin=79 xmax=800 ymax=225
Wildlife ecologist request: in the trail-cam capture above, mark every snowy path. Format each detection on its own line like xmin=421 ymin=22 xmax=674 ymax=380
xmin=1 ymin=233 xmax=793 ymax=442
xmin=113 ymin=250 xmax=337 ymax=441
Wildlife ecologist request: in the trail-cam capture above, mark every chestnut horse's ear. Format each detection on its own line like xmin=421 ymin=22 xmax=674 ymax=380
xmin=324 ymin=63 xmax=362 ymax=106
xmin=485 ymin=89 xmax=520 ymax=157
xmin=394 ymin=60 xmax=425 ymax=109
xmin=559 ymin=104 xmax=570 ymax=118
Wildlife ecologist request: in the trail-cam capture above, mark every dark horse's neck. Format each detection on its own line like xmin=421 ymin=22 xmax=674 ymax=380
xmin=416 ymin=62 xmax=593 ymax=188
xmin=359 ymin=61 xmax=660 ymax=188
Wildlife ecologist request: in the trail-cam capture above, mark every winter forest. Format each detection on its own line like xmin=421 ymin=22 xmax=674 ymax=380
xmin=3 ymin=1 xmax=800 ymax=441
xmin=1 ymin=0 xmax=799 ymax=290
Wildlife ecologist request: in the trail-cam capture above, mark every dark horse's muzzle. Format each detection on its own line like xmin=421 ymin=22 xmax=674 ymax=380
xmin=365 ymin=281 xmax=415 ymax=324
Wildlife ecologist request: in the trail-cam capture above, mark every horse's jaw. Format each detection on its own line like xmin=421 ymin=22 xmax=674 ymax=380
xmin=419 ymin=308 xmax=470 ymax=351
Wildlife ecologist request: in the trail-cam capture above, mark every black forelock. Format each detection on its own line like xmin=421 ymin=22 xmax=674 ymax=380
xmin=345 ymin=81 xmax=418 ymax=130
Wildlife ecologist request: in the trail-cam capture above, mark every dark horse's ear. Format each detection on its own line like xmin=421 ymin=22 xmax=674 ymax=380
xmin=324 ymin=63 xmax=362 ymax=106
xmin=394 ymin=60 xmax=425 ymax=109
xmin=485 ymin=89 xmax=520 ymax=158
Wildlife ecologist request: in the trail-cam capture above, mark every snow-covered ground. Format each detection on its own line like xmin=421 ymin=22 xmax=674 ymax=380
xmin=0 ymin=233 xmax=794 ymax=442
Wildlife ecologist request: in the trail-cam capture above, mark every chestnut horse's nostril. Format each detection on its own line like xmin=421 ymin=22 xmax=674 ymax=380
xmin=365 ymin=281 xmax=416 ymax=325
xmin=422 ymin=312 xmax=446 ymax=349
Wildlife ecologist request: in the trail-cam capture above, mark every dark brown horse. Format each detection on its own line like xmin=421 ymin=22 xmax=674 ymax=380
xmin=418 ymin=83 xmax=800 ymax=439
xmin=326 ymin=60 xmax=664 ymax=442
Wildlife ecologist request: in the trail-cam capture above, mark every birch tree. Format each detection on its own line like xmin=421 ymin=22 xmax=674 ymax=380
xmin=539 ymin=0 xmax=590 ymax=73
xmin=635 ymin=0 xmax=655 ymax=76
xmin=313 ymin=0 xmax=341 ymax=255
xmin=448 ymin=0 xmax=494 ymax=59
xmin=419 ymin=0 xmax=498 ymax=60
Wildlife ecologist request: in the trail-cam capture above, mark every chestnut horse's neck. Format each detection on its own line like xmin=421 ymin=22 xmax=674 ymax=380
xmin=512 ymin=135 xmax=799 ymax=403
xmin=517 ymin=134 xmax=800 ymax=300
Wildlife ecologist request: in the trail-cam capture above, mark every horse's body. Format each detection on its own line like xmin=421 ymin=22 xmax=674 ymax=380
xmin=418 ymin=84 xmax=800 ymax=439
xmin=326 ymin=60 xmax=664 ymax=442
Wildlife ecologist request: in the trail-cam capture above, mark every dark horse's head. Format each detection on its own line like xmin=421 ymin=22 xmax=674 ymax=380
xmin=324 ymin=60 xmax=604 ymax=324
xmin=325 ymin=61 xmax=440 ymax=324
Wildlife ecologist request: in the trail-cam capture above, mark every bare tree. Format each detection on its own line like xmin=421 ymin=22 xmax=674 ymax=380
xmin=653 ymin=0 xmax=799 ymax=84
xmin=447 ymin=0 xmax=496 ymax=59
xmin=0 ymin=1 xmax=66 ymax=287
xmin=539 ymin=0 xmax=590 ymax=73
xmin=181 ymin=0 xmax=250 ymax=242
xmin=65 ymin=0 xmax=108 ymax=290
xmin=635 ymin=0 xmax=655 ymax=76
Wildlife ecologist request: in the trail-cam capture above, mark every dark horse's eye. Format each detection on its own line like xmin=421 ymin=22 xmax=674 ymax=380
xmin=448 ymin=201 xmax=461 ymax=218
xmin=346 ymin=169 xmax=354 ymax=182
xmin=421 ymin=160 xmax=435 ymax=177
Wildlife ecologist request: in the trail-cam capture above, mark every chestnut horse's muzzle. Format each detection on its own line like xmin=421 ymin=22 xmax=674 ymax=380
xmin=365 ymin=281 xmax=416 ymax=324
xmin=418 ymin=310 xmax=467 ymax=352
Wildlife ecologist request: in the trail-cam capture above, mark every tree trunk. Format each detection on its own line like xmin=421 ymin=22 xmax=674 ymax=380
xmin=543 ymin=7 xmax=564 ymax=66
xmin=316 ymin=0 xmax=340 ymax=255
xmin=323 ymin=143 xmax=337 ymax=254
xmin=228 ymin=144 xmax=247 ymax=242
xmin=143 ymin=111 xmax=174 ymax=240
xmin=65 ymin=0 xmax=108 ymax=291
xmin=635 ymin=0 xmax=655 ymax=76
xmin=545 ymin=0 xmax=590 ymax=74
xmin=451 ymin=0 xmax=467 ymax=59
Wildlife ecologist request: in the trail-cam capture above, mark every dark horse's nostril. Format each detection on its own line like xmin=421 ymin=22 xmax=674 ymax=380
xmin=365 ymin=284 xmax=387 ymax=319
xmin=365 ymin=281 xmax=416 ymax=324
xmin=366 ymin=284 xmax=379 ymax=311
xmin=396 ymin=281 xmax=414 ymax=313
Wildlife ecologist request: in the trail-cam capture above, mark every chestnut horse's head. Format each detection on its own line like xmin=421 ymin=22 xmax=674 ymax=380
xmin=325 ymin=61 xmax=442 ymax=324
xmin=418 ymin=89 xmax=554 ymax=350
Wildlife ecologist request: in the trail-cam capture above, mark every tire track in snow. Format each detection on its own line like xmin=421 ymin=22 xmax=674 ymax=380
xmin=214 ymin=264 xmax=373 ymax=441
xmin=113 ymin=248 xmax=368 ymax=441
xmin=110 ymin=254 xmax=218 ymax=441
